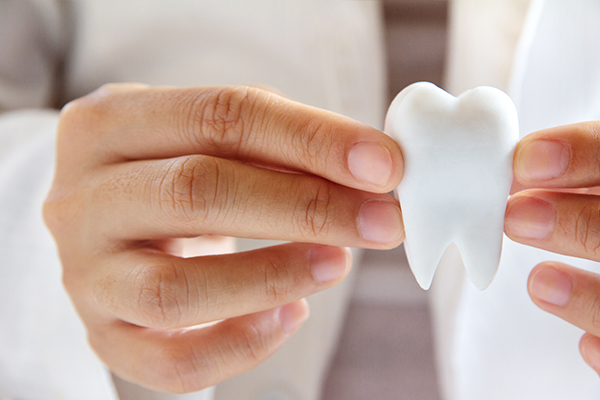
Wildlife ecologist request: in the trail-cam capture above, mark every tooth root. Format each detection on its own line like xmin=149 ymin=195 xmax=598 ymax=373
xmin=454 ymin=225 xmax=505 ymax=291
xmin=402 ymin=206 xmax=508 ymax=291
xmin=404 ymin=238 xmax=450 ymax=290
xmin=405 ymin=224 xmax=504 ymax=291
xmin=399 ymin=203 xmax=451 ymax=290
xmin=404 ymin=241 xmax=444 ymax=290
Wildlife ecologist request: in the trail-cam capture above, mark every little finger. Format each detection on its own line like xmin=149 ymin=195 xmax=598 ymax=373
xmin=91 ymin=300 xmax=309 ymax=394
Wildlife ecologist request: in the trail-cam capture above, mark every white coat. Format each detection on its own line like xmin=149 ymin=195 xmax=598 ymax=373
xmin=437 ymin=1 xmax=600 ymax=399
xmin=0 ymin=1 xmax=384 ymax=399
xmin=2 ymin=1 xmax=600 ymax=399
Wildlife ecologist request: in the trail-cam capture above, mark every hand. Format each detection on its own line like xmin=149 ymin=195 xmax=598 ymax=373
xmin=43 ymin=84 xmax=404 ymax=393
xmin=505 ymin=121 xmax=600 ymax=375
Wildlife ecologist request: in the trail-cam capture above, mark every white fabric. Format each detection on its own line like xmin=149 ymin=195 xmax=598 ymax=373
xmin=0 ymin=110 xmax=118 ymax=399
xmin=9 ymin=1 xmax=600 ymax=399
xmin=0 ymin=1 xmax=384 ymax=399
xmin=432 ymin=1 xmax=533 ymax=396
xmin=438 ymin=1 xmax=600 ymax=399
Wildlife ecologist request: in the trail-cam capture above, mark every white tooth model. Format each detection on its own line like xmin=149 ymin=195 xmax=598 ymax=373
xmin=385 ymin=82 xmax=519 ymax=290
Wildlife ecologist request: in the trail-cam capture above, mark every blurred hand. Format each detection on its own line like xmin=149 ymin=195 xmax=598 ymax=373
xmin=43 ymin=84 xmax=404 ymax=393
xmin=505 ymin=121 xmax=600 ymax=375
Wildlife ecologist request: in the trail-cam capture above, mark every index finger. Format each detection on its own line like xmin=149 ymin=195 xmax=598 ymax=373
xmin=60 ymin=84 xmax=403 ymax=193
xmin=514 ymin=121 xmax=600 ymax=189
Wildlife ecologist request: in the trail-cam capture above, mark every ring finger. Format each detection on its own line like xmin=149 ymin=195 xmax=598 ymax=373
xmin=505 ymin=189 xmax=600 ymax=261
xmin=527 ymin=262 xmax=600 ymax=374
xmin=84 ymin=242 xmax=350 ymax=330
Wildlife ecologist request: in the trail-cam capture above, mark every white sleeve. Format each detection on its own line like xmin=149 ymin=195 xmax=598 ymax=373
xmin=439 ymin=2 xmax=600 ymax=400
xmin=0 ymin=1 xmax=123 ymax=397
xmin=0 ymin=1 xmax=121 ymax=398
xmin=0 ymin=110 xmax=119 ymax=399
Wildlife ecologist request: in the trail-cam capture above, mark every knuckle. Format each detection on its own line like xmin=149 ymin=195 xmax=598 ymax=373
xmin=573 ymin=202 xmax=600 ymax=255
xmin=292 ymin=116 xmax=333 ymax=170
xmin=292 ymin=181 xmax=334 ymax=238
xmin=42 ymin=186 xmax=80 ymax=237
xmin=588 ymin=292 xmax=600 ymax=332
xmin=90 ymin=331 xmax=210 ymax=394
xmin=57 ymin=84 xmax=123 ymax=141
xmin=156 ymin=156 xmax=231 ymax=226
xmin=57 ymin=98 xmax=84 ymax=128
xmin=42 ymin=191 xmax=63 ymax=234
xmin=229 ymin=322 xmax=270 ymax=366
xmin=262 ymin=258 xmax=293 ymax=306
xmin=56 ymin=99 xmax=86 ymax=143
xmin=60 ymin=84 xmax=116 ymax=119
xmin=151 ymin=345 xmax=208 ymax=394
xmin=134 ymin=264 xmax=189 ymax=329
xmin=61 ymin=264 xmax=79 ymax=291
xmin=584 ymin=123 xmax=600 ymax=175
xmin=187 ymin=86 xmax=262 ymax=153
xmin=151 ymin=323 xmax=272 ymax=393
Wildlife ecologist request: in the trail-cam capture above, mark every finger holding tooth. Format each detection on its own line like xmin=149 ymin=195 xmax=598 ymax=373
xmin=505 ymin=190 xmax=600 ymax=260
xmin=506 ymin=121 xmax=600 ymax=261
xmin=512 ymin=122 xmax=600 ymax=189
xmin=505 ymin=121 xmax=600 ymax=375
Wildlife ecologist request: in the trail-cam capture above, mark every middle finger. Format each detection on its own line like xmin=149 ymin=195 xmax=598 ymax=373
xmin=90 ymin=155 xmax=404 ymax=248
xmin=505 ymin=189 xmax=600 ymax=261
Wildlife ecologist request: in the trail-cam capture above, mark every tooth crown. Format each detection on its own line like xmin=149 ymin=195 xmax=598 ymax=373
xmin=385 ymin=82 xmax=519 ymax=290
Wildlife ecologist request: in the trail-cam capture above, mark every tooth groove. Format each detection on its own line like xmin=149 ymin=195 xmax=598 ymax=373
xmin=386 ymin=82 xmax=518 ymax=290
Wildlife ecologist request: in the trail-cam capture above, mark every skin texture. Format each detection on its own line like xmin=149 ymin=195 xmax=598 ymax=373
xmin=43 ymin=84 xmax=405 ymax=393
xmin=504 ymin=121 xmax=600 ymax=376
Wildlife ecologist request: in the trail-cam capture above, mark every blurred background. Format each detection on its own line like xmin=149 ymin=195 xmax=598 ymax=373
xmin=322 ymin=1 xmax=447 ymax=399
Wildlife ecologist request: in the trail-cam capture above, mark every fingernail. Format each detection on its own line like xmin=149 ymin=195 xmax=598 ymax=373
xmin=516 ymin=140 xmax=569 ymax=181
xmin=278 ymin=299 xmax=309 ymax=334
xmin=582 ymin=335 xmax=600 ymax=371
xmin=358 ymin=200 xmax=403 ymax=243
xmin=505 ymin=197 xmax=555 ymax=239
xmin=347 ymin=142 xmax=393 ymax=186
xmin=529 ymin=266 xmax=572 ymax=306
xmin=308 ymin=245 xmax=349 ymax=283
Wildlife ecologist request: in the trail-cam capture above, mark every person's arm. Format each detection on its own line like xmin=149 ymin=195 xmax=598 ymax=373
xmin=43 ymin=83 xmax=405 ymax=393
xmin=505 ymin=121 xmax=600 ymax=374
